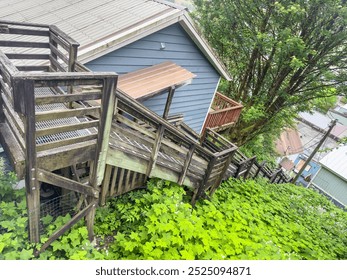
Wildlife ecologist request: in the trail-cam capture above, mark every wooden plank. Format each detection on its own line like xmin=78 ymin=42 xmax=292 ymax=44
xmin=178 ymin=143 xmax=196 ymax=185
xmin=89 ymin=77 xmax=117 ymax=187
xmin=49 ymin=54 xmax=66 ymax=72
xmin=49 ymin=32 xmax=70 ymax=52
xmin=35 ymin=120 xmax=98 ymax=137
xmin=37 ymin=140 xmax=96 ymax=171
xmin=146 ymin=124 xmax=165 ymax=177
xmin=1 ymin=91 xmax=24 ymax=133
xmin=35 ymin=92 xmax=102 ymax=105
xmin=37 ymin=202 xmax=94 ymax=255
xmin=109 ymin=167 xmax=118 ymax=197
xmin=3 ymin=109 xmax=25 ymax=150
xmin=162 ymin=86 xmax=175 ymax=119
xmin=0 ymin=40 xmax=49 ymax=48
xmin=117 ymin=168 xmax=125 ymax=195
xmin=16 ymin=65 xmax=49 ymax=72
xmin=35 ymin=107 xmax=100 ymax=121
xmin=0 ymin=122 xmax=25 ymax=177
xmin=36 ymin=133 xmax=98 ymax=152
xmin=100 ymin=165 xmax=112 ymax=206
xmin=125 ymin=169 xmax=132 ymax=193
xmin=118 ymin=61 xmax=196 ymax=100
xmin=50 ymin=43 xmax=69 ymax=64
xmin=37 ymin=169 xmax=98 ymax=198
xmin=192 ymin=155 xmax=217 ymax=205
xmin=5 ymin=53 xmax=50 ymax=60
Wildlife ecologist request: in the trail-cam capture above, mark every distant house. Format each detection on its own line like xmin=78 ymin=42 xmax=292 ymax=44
xmin=0 ymin=0 xmax=234 ymax=134
xmin=292 ymin=154 xmax=320 ymax=187
xmin=309 ymin=145 xmax=347 ymax=207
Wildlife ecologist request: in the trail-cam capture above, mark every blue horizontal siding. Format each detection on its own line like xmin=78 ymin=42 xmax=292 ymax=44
xmin=86 ymin=23 xmax=220 ymax=133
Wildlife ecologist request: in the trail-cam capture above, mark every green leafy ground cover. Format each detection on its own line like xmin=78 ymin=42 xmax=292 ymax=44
xmin=0 ymin=174 xmax=346 ymax=260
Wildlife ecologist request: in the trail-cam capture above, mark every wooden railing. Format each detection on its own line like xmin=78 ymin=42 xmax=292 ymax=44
xmin=203 ymin=92 xmax=243 ymax=132
xmin=0 ymin=20 xmax=79 ymax=73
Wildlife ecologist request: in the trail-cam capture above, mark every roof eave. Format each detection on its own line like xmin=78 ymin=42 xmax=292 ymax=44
xmin=78 ymin=9 xmax=184 ymax=64
xmin=178 ymin=14 xmax=232 ymax=81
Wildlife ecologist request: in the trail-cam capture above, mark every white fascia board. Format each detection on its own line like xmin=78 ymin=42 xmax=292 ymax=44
xmin=199 ymin=77 xmax=221 ymax=135
xmin=178 ymin=14 xmax=232 ymax=81
xmin=78 ymin=9 xmax=184 ymax=64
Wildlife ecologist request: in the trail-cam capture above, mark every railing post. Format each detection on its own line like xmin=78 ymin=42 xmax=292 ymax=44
xmin=243 ymin=156 xmax=256 ymax=179
xmin=253 ymin=161 xmax=266 ymax=179
xmin=209 ymin=148 xmax=237 ymax=196
xmin=178 ymin=143 xmax=196 ymax=185
xmin=146 ymin=124 xmax=165 ymax=177
xmin=88 ymin=76 xmax=117 ymax=241
xmin=68 ymin=43 xmax=79 ymax=73
xmin=13 ymin=78 xmax=40 ymax=243
xmin=192 ymin=155 xmax=217 ymax=206
xmin=0 ymin=71 xmax=4 ymax=123
xmin=163 ymin=86 xmax=175 ymax=120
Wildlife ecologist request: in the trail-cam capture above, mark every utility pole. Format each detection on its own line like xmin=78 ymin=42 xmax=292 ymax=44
xmin=292 ymin=119 xmax=337 ymax=184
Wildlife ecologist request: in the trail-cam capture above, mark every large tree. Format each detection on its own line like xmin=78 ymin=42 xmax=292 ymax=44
xmin=193 ymin=0 xmax=347 ymax=145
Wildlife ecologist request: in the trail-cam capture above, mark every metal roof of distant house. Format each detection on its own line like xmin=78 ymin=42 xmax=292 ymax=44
xmin=319 ymin=145 xmax=347 ymax=180
xmin=0 ymin=0 xmax=231 ymax=80
xmin=299 ymin=111 xmax=347 ymax=139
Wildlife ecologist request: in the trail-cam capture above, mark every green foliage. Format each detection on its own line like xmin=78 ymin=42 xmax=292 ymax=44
xmin=311 ymin=95 xmax=338 ymax=113
xmin=0 ymin=174 xmax=33 ymax=259
xmin=193 ymin=0 xmax=347 ymax=145
xmin=93 ymin=179 xmax=347 ymax=260
xmin=1 ymin=177 xmax=346 ymax=260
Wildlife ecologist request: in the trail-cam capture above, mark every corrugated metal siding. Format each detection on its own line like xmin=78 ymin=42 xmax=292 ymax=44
xmin=312 ymin=167 xmax=347 ymax=206
xmin=86 ymin=23 xmax=220 ymax=133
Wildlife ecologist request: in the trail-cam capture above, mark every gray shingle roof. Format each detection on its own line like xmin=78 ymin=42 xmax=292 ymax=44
xmin=0 ymin=0 xmax=231 ymax=80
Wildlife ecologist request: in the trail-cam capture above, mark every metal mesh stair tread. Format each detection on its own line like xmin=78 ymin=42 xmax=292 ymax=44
xmin=34 ymin=87 xmax=97 ymax=145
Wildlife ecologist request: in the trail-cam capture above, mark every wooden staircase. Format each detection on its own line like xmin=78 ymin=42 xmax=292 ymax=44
xmin=0 ymin=20 xmax=290 ymax=251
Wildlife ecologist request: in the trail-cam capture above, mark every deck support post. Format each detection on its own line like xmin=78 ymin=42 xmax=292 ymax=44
xmin=87 ymin=76 xmax=117 ymax=241
xmin=13 ymin=78 xmax=41 ymax=243
xmin=163 ymin=86 xmax=175 ymax=120
xmin=191 ymin=155 xmax=217 ymax=206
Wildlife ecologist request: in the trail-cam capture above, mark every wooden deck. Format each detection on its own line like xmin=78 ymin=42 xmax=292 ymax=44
xmin=203 ymin=92 xmax=243 ymax=133
xmin=0 ymin=20 xmax=290 ymax=252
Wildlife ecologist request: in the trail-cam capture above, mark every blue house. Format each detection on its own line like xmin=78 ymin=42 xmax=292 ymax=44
xmin=0 ymin=0 xmax=231 ymax=134
xmin=293 ymin=154 xmax=320 ymax=186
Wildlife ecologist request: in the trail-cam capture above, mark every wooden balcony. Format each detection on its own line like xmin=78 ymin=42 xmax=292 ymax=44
xmin=203 ymin=92 xmax=243 ymax=132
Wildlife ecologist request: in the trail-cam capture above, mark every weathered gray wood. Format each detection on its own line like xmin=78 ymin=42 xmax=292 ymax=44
xmin=68 ymin=43 xmax=79 ymax=72
xmin=192 ymin=155 xmax=217 ymax=205
xmin=35 ymin=106 xmax=100 ymax=121
xmin=20 ymin=79 xmax=40 ymax=243
xmin=110 ymin=167 xmax=118 ymax=197
xmin=0 ymin=40 xmax=50 ymax=48
xmin=89 ymin=77 xmax=117 ymax=187
xmin=49 ymin=31 xmax=70 ymax=52
xmin=49 ymin=55 xmax=66 ymax=72
xmin=117 ymin=168 xmax=125 ymax=195
xmin=178 ymin=143 xmax=196 ymax=185
xmin=100 ymin=165 xmax=112 ymax=206
xmin=37 ymin=169 xmax=98 ymax=198
xmin=163 ymin=86 xmax=175 ymax=119
xmin=35 ymin=92 xmax=102 ymax=105
xmin=37 ymin=140 xmax=96 ymax=171
xmin=16 ymin=66 xmax=50 ymax=72
xmin=146 ymin=124 xmax=165 ymax=177
xmin=243 ymin=156 xmax=257 ymax=179
xmin=209 ymin=148 xmax=238 ymax=196
xmin=5 ymin=53 xmax=50 ymax=60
